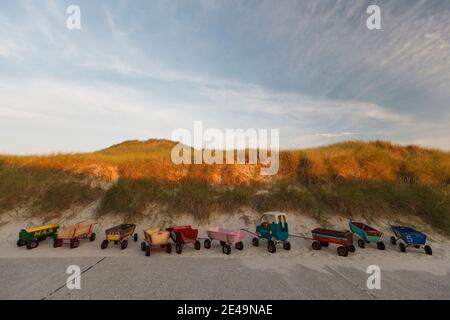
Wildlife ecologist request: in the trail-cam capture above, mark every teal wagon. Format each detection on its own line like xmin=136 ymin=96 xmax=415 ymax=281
xmin=252 ymin=212 xmax=291 ymax=253
xmin=348 ymin=221 xmax=385 ymax=250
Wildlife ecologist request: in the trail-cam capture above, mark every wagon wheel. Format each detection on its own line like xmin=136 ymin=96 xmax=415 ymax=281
xmin=141 ymin=241 xmax=147 ymax=251
xmin=194 ymin=240 xmax=201 ymax=250
xmin=17 ymin=239 xmax=26 ymax=247
xmin=337 ymin=246 xmax=348 ymax=257
xmin=424 ymin=245 xmax=432 ymax=255
xmin=101 ymin=240 xmax=109 ymax=249
xmin=252 ymin=237 xmax=259 ymax=247
xmin=145 ymin=246 xmax=151 ymax=256
xmin=390 ymin=236 xmax=396 ymax=245
xmin=235 ymin=241 xmax=244 ymax=251
xmin=26 ymin=240 xmax=39 ymax=250
xmin=357 ymin=239 xmax=365 ymax=248
xmin=89 ymin=233 xmax=96 ymax=242
xmin=53 ymin=239 xmax=63 ymax=248
xmin=121 ymin=240 xmax=128 ymax=250
xmin=348 ymin=245 xmax=356 ymax=253
xmin=319 ymin=241 xmax=329 ymax=247
xmin=399 ymin=242 xmax=406 ymax=252
xmin=176 ymin=243 xmax=183 ymax=254
xmin=220 ymin=241 xmax=226 ymax=247
xmin=283 ymin=241 xmax=291 ymax=251
xmin=204 ymin=239 xmax=211 ymax=249
xmin=70 ymin=239 xmax=80 ymax=249
xmin=312 ymin=241 xmax=321 ymax=251
xmin=377 ymin=242 xmax=385 ymax=250
xmin=133 ymin=233 xmax=138 ymax=242
xmin=267 ymin=242 xmax=276 ymax=253
xmin=166 ymin=243 xmax=172 ymax=254
xmin=222 ymin=244 xmax=231 ymax=255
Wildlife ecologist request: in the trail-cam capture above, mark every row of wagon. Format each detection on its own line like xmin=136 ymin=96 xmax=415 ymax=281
xmin=16 ymin=212 xmax=433 ymax=257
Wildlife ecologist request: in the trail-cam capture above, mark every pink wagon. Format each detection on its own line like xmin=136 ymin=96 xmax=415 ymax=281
xmin=204 ymin=227 xmax=248 ymax=255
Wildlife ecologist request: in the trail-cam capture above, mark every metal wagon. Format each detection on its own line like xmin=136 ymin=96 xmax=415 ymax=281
xmin=166 ymin=225 xmax=201 ymax=254
xmin=204 ymin=227 xmax=248 ymax=255
xmin=311 ymin=228 xmax=355 ymax=257
xmin=349 ymin=221 xmax=385 ymax=250
xmin=17 ymin=224 xmax=60 ymax=250
xmin=390 ymin=226 xmax=432 ymax=255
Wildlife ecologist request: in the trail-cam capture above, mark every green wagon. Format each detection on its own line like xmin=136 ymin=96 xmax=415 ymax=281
xmin=17 ymin=224 xmax=60 ymax=250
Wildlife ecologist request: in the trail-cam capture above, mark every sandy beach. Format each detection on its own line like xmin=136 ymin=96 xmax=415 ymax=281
xmin=1 ymin=207 xmax=449 ymax=299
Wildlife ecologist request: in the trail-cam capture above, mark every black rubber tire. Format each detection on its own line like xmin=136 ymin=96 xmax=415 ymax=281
xmin=377 ymin=242 xmax=385 ymax=250
xmin=141 ymin=241 xmax=146 ymax=251
xmin=101 ymin=240 xmax=108 ymax=249
xmin=283 ymin=241 xmax=291 ymax=250
xmin=399 ymin=242 xmax=406 ymax=252
xmin=145 ymin=246 xmax=150 ymax=256
xmin=133 ymin=233 xmax=138 ymax=242
xmin=204 ymin=239 xmax=211 ymax=249
xmin=358 ymin=239 xmax=365 ymax=248
xmin=348 ymin=245 xmax=356 ymax=253
xmin=53 ymin=240 xmax=59 ymax=248
xmin=235 ymin=241 xmax=244 ymax=251
xmin=166 ymin=243 xmax=172 ymax=254
xmin=252 ymin=237 xmax=259 ymax=247
xmin=390 ymin=236 xmax=396 ymax=245
xmin=26 ymin=240 xmax=39 ymax=250
xmin=424 ymin=245 xmax=432 ymax=255
xmin=121 ymin=240 xmax=128 ymax=250
xmin=194 ymin=240 xmax=201 ymax=250
xmin=320 ymin=241 xmax=329 ymax=248
xmin=17 ymin=239 xmax=26 ymax=247
xmin=89 ymin=233 xmax=96 ymax=241
xmin=222 ymin=244 xmax=231 ymax=255
xmin=268 ymin=243 xmax=276 ymax=253
xmin=337 ymin=246 xmax=348 ymax=257
xmin=70 ymin=239 xmax=79 ymax=249
xmin=220 ymin=241 xmax=226 ymax=247
xmin=176 ymin=243 xmax=183 ymax=254
xmin=312 ymin=241 xmax=321 ymax=250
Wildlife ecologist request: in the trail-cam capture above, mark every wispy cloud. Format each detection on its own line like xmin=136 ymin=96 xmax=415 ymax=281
xmin=0 ymin=0 xmax=449 ymax=153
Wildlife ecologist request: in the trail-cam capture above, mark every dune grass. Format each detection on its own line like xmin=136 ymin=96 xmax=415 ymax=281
xmin=1 ymin=139 xmax=449 ymax=233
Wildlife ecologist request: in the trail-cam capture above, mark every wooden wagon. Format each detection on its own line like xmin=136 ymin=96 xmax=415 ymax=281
xmin=54 ymin=223 xmax=97 ymax=249
xmin=140 ymin=227 xmax=172 ymax=256
xmin=101 ymin=224 xmax=138 ymax=250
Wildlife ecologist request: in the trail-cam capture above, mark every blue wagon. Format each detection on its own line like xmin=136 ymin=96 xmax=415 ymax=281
xmin=390 ymin=226 xmax=432 ymax=255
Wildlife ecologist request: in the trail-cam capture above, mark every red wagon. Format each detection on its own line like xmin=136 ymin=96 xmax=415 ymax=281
xmin=311 ymin=228 xmax=355 ymax=257
xmin=166 ymin=225 xmax=201 ymax=254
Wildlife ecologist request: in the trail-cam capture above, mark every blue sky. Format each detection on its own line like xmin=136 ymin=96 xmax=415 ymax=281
xmin=0 ymin=0 xmax=449 ymax=153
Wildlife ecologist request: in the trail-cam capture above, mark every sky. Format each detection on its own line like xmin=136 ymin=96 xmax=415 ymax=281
xmin=0 ymin=0 xmax=449 ymax=154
